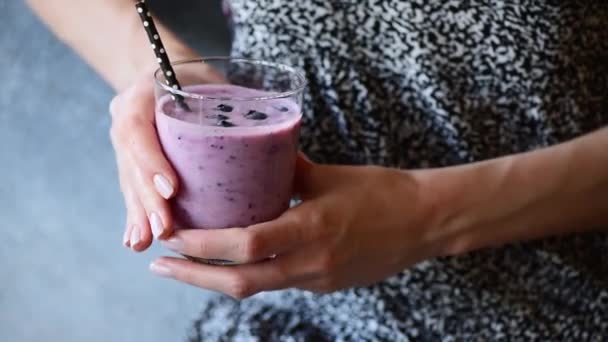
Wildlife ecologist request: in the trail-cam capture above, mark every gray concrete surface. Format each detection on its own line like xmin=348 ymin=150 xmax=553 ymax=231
xmin=0 ymin=1 xmax=230 ymax=341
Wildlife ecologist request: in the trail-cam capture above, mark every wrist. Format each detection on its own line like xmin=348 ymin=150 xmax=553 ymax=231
xmin=410 ymin=163 xmax=501 ymax=258
xmin=392 ymin=168 xmax=456 ymax=259
xmin=415 ymin=133 xmax=608 ymax=258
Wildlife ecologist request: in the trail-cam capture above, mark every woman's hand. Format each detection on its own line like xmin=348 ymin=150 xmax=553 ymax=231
xmin=109 ymin=74 xmax=179 ymax=252
xmin=150 ymin=156 xmax=446 ymax=298
xmin=110 ymin=66 xmax=230 ymax=252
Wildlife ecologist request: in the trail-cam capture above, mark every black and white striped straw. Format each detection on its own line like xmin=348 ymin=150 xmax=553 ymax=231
xmin=134 ymin=0 xmax=190 ymax=111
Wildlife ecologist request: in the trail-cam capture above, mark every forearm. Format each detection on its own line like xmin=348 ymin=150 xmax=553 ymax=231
xmin=420 ymin=127 xmax=608 ymax=255
xmin=26 ymin=0 xmax=197 ymax=91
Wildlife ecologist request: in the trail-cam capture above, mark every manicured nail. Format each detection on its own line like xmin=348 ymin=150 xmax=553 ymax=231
xmin=150 ymin=212 xmax=164 ymax=240
xmin=122 ymin=227 xmax=131 ymax=247
xmin=154 ymin=174 xmax=174 ymax=199
xmin=150 ymin=261 xmax=172 ymax=278
xmin=161 ymin=236 xmax=184 ymax=252
xmin=130 ymin=225 xmax=141 ymax=248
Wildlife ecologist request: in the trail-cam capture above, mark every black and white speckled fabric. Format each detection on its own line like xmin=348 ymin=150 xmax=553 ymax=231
xmin=189 ymin=1 xmax=608 ymax=341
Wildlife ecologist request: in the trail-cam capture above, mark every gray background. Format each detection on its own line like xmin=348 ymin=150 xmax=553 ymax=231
xmin=1 ymin=1 xmax=231 ymax=341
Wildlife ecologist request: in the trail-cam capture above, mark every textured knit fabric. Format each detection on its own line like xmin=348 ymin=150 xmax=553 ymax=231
xmin=189 ymin=1 xmax=608 ymax=341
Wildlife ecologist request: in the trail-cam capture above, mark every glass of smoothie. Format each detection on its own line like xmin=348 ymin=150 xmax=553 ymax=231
xmin=154 ymin=58 xmax=306 ymax=265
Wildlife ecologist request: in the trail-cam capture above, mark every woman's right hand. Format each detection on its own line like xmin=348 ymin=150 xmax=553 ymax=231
xmin=109 ymin=74 xmax=179 ymax=252
xmin=109 ymin=63 xmax=227 ymax=252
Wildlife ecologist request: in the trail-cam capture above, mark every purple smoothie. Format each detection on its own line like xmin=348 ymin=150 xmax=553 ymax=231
xmin=155 ymin=84 xmax=301 ymax=229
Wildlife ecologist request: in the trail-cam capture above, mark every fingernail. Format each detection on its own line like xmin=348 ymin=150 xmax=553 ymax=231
xmin=122 ymin=227 xmax=131 ymax=247
xmin=150 ymin=212 xmax=164 ymax=240
xmin=161 ymin=236 xmax=184 ymax=252
xmin=130 ymin=225 xmax=141 ymax=248
xmin=154 ymin=174 xmax=174 ymax=199
xmin=150 ymin=261 xmax=172 ymax=278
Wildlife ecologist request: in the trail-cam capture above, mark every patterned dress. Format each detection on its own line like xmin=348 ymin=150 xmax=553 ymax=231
xmin=189 ymin=1 xmax=608 ymax=341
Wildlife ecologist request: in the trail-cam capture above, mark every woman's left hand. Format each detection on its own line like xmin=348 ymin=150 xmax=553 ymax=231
xmin=150 ymin=156 xmax=445 ymax=299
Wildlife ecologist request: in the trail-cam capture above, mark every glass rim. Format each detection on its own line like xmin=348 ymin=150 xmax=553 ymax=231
xmin=154 ymin=57 xmax=308 ymax=101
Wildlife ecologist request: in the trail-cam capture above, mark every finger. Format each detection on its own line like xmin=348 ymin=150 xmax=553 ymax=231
xmin=111 ymin=93 xmax=176 ymax=240
xmin=126 ymin=190 xmax=153 ymax=252
xmin=132 ymin=163 xmax=173 ymax=240
xmin=115 ymin=149 xmax=136 ymax=248
xmin=161 ymin=205 xmax=320 ymax=263
xmin=116 ymin=152 xmax=152 ymax=251
xmin=127 ymin=117 xmax=178 ymax=201
xmin=149 ymin=254 xmax=312 ymax=299
xmin=110 ymin=83 xmax=179 ymax=201
xmin=162 ymin=228 xmax=254 ymax=263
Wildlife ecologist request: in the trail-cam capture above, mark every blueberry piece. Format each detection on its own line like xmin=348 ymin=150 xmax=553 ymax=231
xmin=275 ymin=106 xmax=289 ymax=112
xmin=248 ymin=203 xmax=253 ymax=209
xmin=244 ymin=110 xmax=268 ymax=121
xmin=217 ymin=182 xmax=223 ymax=187
xmin=216 ymin=104 xmax=234 ymax=112
xmin=217 ymin=114 xmax=229 ymax=121
xmin=229 ymin=155 xmax=237 ymax=160
xmin=218 ymin=120 xmax=235 ymax=127
xmin=250 ymin=215 xmax=257 ymax=222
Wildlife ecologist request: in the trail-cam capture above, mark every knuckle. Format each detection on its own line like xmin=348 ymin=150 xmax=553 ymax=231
xmin=318 ymin=252 xmax=337 ymax=275
xmin=109 ymin=116 xmax=137 ymax=147
xmin=287 ymin=207 xmax=308 ymax=227
xmin=227 ymin=275 xmax=255 ymax=299
xmin=298 ymin=205 xmax=330 ymax=241
xmin=307 ymin=208 xmax=325 ymax=227
xmin=197 ymin=238 xmax=212 ymax=257
xmin=122 ymin=116 xmax=141 ymax=136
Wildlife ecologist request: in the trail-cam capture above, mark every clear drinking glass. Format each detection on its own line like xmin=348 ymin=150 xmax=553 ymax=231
xmin=154 ymin=58 xmax=306 ymax=265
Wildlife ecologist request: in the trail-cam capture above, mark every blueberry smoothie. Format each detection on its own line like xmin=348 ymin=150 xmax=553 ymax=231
xmin=155 ymin=84 xmax=301 ymax=230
